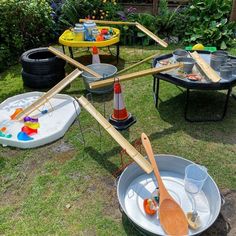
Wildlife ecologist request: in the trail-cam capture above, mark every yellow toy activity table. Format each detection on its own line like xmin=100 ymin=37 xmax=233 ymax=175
xmin=59 ymin=26 xmax=120 ymax=62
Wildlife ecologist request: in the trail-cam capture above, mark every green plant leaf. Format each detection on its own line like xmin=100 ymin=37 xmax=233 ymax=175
xmin=123 ymin=25 xmax=129 ymax=31
xmin=220 ymin=41 xmax=227 ymax=49
xmin=210 ymin=21 xmax=217 ymax=28
xmin=220 ymin=18 xmax=227 ymax=25
xmin=137 ymin=32 xmax=145 ymax=38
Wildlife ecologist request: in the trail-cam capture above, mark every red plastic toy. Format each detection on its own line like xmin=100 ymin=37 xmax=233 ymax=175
xmin=143 ymin=198 xmax=158 ymax=215
xmin=21 ymin=126 xmax=38 ymax=136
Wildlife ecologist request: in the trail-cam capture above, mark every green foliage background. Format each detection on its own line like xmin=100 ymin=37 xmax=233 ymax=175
xmin=183 ymin=0 xmax=236 ymax=49
xmin=0 ymin=0 xmax=55 ymax=72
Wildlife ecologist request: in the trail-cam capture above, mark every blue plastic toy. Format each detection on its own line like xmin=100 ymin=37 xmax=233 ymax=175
xmin=17 ymin=132 xmax=34 ymax=141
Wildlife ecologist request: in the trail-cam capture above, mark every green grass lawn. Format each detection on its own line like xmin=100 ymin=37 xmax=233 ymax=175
xmin=0 ymin=46 xmax=236 ymax=235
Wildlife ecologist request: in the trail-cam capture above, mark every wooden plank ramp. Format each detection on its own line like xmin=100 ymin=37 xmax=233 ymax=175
xmin=77 ymin=96 xmax=153 ymax=174
xmin=79 ymin=19 xmax=136 ymax=26
xmin=79 ymin=20 xmax=167 ymax=48
xmin=15 ymin=69 xmax=82 ymax=120
xmin=90 ymin=63 xmax=182 ymax=89
xmin=48 ymin=47 xmax=101 ymax=78
xmin=117 ymin=52 xmax=160 ymax=75
xmin=136 ymin=23 xmax=168 ymax=48
xmin=190 ymin=51 xmax=221 ymax=83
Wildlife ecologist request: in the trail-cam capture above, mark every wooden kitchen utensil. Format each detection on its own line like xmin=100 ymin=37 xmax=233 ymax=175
xmin=141 ymin=133 xmax=188 ymax=236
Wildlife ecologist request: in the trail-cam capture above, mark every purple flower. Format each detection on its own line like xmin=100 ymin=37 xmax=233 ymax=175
xmin=50 ymin=2 xmax=57 ymax=10
xmin=120 ymin=16 xmax=127 ymax=21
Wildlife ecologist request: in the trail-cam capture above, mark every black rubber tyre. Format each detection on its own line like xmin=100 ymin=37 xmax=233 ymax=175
xmin=21 ymin=47 xmax=66 ymax=75
xmin=22 ymin=69 xmax=65 ymax=89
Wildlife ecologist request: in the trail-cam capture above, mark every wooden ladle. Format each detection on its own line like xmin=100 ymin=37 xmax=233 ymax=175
xmin=141 ymin=133 xmax=188 ymax=236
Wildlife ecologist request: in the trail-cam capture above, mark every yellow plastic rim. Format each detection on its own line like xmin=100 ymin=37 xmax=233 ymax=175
xmin=59 ymin=26 xmax=120 ymax=47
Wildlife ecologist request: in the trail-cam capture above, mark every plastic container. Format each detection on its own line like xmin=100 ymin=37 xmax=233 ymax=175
xmin=184 ymin=164 xmax=208 ymax=194
xmin=210 ymin=57 xmax=226 ymax=71
xmin=91 ymin=28 xmax=100 ymax=41
xmin=173 ymin=49 xmax=188 ymax=60
xmin=176 ymin=57 xmax=195 ymax=74
xmin=185 ymin=46 xmax=217 ymax=52
xmin=83 ymin=20 xmax=97 ymax=41
xmin=82 ymin=63 xmax=117 ymax=94
xmin=73 ymin=24 xmax=85 ymax=41
xmin=229 ymin=59 xmax=236 ymax=75
xmin=220 ymin=65 xmax=233 ymax=80
xmin=211 ymin=50 xmax=228 ymax=59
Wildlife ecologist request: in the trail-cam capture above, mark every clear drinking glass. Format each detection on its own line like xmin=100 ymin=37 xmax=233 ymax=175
xmin=184 ymin=164 xmax=208 ymax=221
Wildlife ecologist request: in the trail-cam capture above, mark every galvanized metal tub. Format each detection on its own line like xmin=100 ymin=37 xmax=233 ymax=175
xmin=117 ymin=154 xmax=221 ymax=236
xmin=82 ymin=63 xmax=117 ymax=94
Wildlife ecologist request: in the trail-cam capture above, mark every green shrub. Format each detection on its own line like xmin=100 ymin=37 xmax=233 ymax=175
xmin=0 ymin=0 xmax=55 ymax=71
xmin=183 ymin=0 xmax=236 ymax=49
xmin=58 ymin=0 xmax=121 ymax=29
xmin=155 ymin=0 xmax=184 ymax=39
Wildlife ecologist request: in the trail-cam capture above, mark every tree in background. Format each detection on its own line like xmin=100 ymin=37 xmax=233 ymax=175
xmin=230 ymin=0 xmax=236 ymax=21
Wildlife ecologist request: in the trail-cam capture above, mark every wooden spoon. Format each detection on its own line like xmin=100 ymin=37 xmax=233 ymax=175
xmin=141 ymin=133 xmax=188 ymax=236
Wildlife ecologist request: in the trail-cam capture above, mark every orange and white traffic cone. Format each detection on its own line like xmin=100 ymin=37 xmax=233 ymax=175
xmin=92 ymin=46 xmax=100 ymax=64
xmin=109 ymin=81 xmax=136 ymax=130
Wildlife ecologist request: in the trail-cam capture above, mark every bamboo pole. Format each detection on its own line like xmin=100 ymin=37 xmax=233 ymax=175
xmin=77 ymin=96 xmax=153 ymax=174
xmin=90 ymin=63 xmax=182 ymax=89
xmin=79 ymin=19 xmax=136 ymax=26
xmin=79 ymin=20 xmax=167 ymax=47
xmin=15 ymin=69 xmax=82 ymax=120
xmin=190 ymin=51 xmax=221 ymax=83
xmin=136 ymin=23 xmax=168 ymax=48
xmin=48 ymin=47 xmax=101 ymax=78
xmin=117 ymin=52 xmax=160 ymax=75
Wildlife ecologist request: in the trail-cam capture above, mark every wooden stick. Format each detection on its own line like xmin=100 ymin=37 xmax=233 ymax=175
xmin=15 ymin=69 xmax=82 ymax=120
xmin=79 ymin=19 xmax=136 ymax=26
xmin=136 ymin=23 xmax=168 ymax=48
xmin=48 ymin=46 xmax=101 ymax=78
xmin=190 ymin=51 xmax=221 ymax=83
xmin=117 ymin=52 xmax=160 ymax=75
xmin=79 ymin=20 xmax=167 ymax=48
xmin=90 ymin=63 xmax=182 ymax=89
xmin=77 ymin=96 xmax=153 ymax=174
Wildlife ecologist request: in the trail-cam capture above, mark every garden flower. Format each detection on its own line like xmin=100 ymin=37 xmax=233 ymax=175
xmin=101 ymin=16 xmax=104 ymax=19
xmin=50 ymin=2 xmax=57 ymax=10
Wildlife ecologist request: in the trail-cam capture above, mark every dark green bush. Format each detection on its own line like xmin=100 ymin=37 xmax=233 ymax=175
xmin=0 ymin=0 xmax=55 ymax=71
xmin=183 ymin=0 xmax=236 ymax=49
xmin=154 ymin=0 xmax=190 ymax=43
xmin=58 ymin=0 xmax=121 ymax=29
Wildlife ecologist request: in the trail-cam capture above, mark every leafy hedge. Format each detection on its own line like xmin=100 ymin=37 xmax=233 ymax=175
xmin=183 ymin=0 xmax=236 ymax=49
xmin=118 ymin=0 xmax=235 ymax=48
xmin=0 ymin=0 xmax=235 ymax=72
xmin=54 ymin=0 xmax=121 ymax=30
xmin=0 ymin=0 xmax=55 ymax=71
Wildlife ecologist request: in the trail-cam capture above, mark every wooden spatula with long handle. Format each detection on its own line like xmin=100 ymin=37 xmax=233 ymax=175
xmin=141 ymin=133 xmax=188 ymax=236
